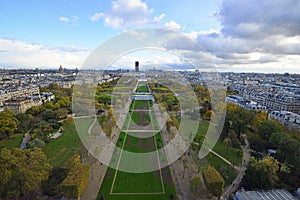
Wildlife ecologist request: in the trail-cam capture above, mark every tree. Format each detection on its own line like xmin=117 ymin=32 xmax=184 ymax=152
xmin=28 ymin=138 xmax=46 ymax=149
xmin=42 ymin=109 xmax=56 ymax=121
xmin=0 ymin=148 xmax=51 ymax=198
xmin=55 ymin=108 xmax=68 ymax=120
xmin=203 ymin=110 xmax=214 ymax=121
xmin=254 ymin=111 xmax=268 ymax=128
xmin=269 ymin=132 xmax=300 ymax=175
xmin=25 ymin=106 xmax=43 ymax=116
xmin=0 ymin=109 xmax=19 ymax=138
xmin=226 ymin=104 xmax=255 ymax=138
xmin=242 ymin=156 xmax=279 ymax=190
xmin=16 ymin=113 xmax=33 ymax=133
xmin=59 ymin=155 xmax=90 ymax=199
xmin=190 ymin=175 xmax=205 ymax=198
xmin=228 ymin=130 xmax=240 ymax=148
xmin=257 ymin=120 xmax=282 ymax=141
xmin=203 ymin=166 xmax=224 ymax=198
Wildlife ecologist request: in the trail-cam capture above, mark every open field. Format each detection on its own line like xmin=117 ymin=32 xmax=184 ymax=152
xmin=212 ymin=140 xmax=242 ymax=166
xmin=136 ymin=84 xmax=149 ymax=93
xmin=130 ymin=99 xmax=152 ymax=110
xmin=206 ymin=152 xmax=238 ymax=186
xmin=43 ymin=118 xmax=93 ymax=167
xmin=0 ymin=133 xmax=23 ymax=150
xmin=130 ymin=111 xmax=151 ymax=126
xmin=98 ymin=131 xmax=177 ymax=199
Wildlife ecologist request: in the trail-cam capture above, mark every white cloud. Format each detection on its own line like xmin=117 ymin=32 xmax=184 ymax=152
xmin=90 ymin=12 xmax=104 ymax=22
xmin=58 ymin=16 xmax=79 ymax=26
xmin=153 ymin=13 xmax=165 ymax=23
xmin=103 ymin=0 xmax=153 ymax=28
xmin=91 ymin=0 xmax=165 ymax=28
xmin=165 ymin=21 xmax=182 ymax=31
xmin=160 ymin=0 xmax=300 ymax=73
xmin=0 ymin=38 xmax=89 ymax=68
xmin=104 ymin=16 xmax=124 ymax=28
xmin=58 ymin=17 xmax=70 ymax=23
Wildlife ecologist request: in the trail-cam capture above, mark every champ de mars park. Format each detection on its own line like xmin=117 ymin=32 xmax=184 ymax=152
xmin=1 ymin=58 xmax=299 ymax=200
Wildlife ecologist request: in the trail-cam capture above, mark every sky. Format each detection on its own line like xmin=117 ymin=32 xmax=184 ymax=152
xmin=0 ymin=0 xmax=300 ymax=73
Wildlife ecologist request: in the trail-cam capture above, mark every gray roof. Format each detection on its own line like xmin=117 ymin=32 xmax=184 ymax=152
xmin=234 ymin=189 xmax=297 ymax=200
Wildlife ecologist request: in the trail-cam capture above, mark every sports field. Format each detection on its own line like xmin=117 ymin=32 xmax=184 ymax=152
xmin=97 ymin=82 xmax=177 ymax=200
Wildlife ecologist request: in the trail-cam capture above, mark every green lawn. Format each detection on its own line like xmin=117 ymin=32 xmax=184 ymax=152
xmin=136 ymin=84 xmax=149 ymax=93
xmin=206 ymin=153 xmax=238 ymax=186
xmin=98 ymin=85 xmax=177 ymax=199
xmin=130 ymin=100 xmax=144 ymax=110
xmin=130 ymin=100 xmax=152 ymax=110
xmin=98 ymin=166 xmax=176 ymax=200
xmin=98 ymin=131 xmax=177 ymax=199
xmin=130 ymin=112 xmax=151 ymax=125
xmin=112 ymin=170 xmax=163 ymax=193
xmin=131 ymin=112 xmax=140 ymax=124
xmin=0 ymin=133 xmax=23 ymax=150
xmin=44 ymin=120 xmax=83 ymax=167
xmin=212 ymin=140 xmax=242 ymax=166
xmin=197 ymin=120 xmax=209 ymax=135
xmin=189 ymin=119 xmax=240 ymax=186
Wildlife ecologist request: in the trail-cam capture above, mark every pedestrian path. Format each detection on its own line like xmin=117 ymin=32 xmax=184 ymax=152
xmin=221 ymin=134 xmax=251 ymax=200
xmin=209 ymin=149 xmax=240 ymax=170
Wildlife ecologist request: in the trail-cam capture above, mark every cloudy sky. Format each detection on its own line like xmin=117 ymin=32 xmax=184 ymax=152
xmin=0 ymin=0 xmax=300 ymax=73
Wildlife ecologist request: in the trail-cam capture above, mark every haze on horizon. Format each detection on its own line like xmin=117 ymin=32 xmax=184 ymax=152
xmin=0 ymin=0 xmax=300 ymax=73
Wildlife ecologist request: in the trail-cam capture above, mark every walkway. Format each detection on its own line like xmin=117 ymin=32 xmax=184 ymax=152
xmin=20 ymin=129 xmax=32 ymax=149
xmin=80 ymin=82 xmax=138 ymax=200
xmin=220 ymin=134 xmax=251 ymax=200
xmin=210 ymin=149 xmax=240 ymax=170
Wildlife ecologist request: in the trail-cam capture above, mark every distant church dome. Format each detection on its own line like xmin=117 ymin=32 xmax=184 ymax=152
xmin=59 ymin=65 xmax=64 ymax=74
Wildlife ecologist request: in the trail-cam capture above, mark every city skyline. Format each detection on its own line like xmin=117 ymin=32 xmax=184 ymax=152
xmin=0 ymin=0 xmax=300 ymax=73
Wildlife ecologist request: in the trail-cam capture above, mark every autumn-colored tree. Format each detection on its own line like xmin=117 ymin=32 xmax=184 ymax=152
xmin=242 ymin=156 xmax=279 ymax=190
xmin=0 ymin=109 xmax=19 ymax=138
xmin=0 ymin=148 xmax=51 ymax=198
xmin=203 ymin=166 xmax=224 ymax=197
xmin=59 ymin=154 xmax=90 ymax=199
xmin=254 ymin=111 xmax=268 ymax=128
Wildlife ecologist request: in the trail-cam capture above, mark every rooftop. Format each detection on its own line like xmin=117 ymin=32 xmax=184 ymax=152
xmin=234 ymin=189 xmax=297 ymax=200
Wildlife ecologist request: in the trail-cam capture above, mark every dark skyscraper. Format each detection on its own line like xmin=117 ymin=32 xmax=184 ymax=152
xmin=135 ymin=61 xmax=139 ymax=72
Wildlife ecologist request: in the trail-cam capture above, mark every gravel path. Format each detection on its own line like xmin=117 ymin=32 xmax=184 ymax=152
xmin=80 ymin=126 xmax=122 ymax=200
